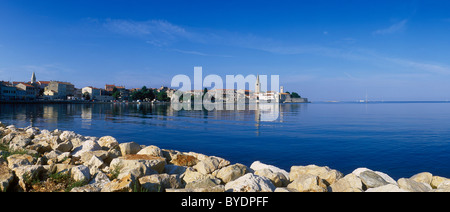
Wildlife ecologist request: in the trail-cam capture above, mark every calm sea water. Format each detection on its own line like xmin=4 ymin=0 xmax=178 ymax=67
xmin=1 ymin=102 xmax=450 ymax=179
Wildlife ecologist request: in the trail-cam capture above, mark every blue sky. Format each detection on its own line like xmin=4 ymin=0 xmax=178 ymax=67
xmin=1 ymin=0 xmax=450 ymax=101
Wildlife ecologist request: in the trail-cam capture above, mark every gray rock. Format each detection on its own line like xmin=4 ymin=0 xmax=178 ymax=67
xmin=109 ymin=155 xmax=166 ymax=179
xmin=254 ymin=168 xmax=289 ymax=187
xmin=9 ymin=135 xmax=32 ymax=151
xmin=352 ymin=167 xmax=396 ymax=185
xmin=12 ymin=165 xmax=46 ymax=191
xmin=186 ymin=178 xmax=221 ymax=189
xmin=7 ymin=154 xmax=36 ymax=169
xmin=53 ymin=140 xmax=73 ymax=152
xmin=225 ymin=173 xmax=276 ymax=192
xmin=359 ymin=170 xmax=389 ymax=188
xmin=193 ymin=156 xmax=230 ymax=175
xmin=137 ymin=145 xmax=163 ymax=158
xmin=0 ymin=164 xmax=15 ymax=192
xmin=214 ymin=163 xmax=249 ymax=183
xmin=397 ymin=178 xmax=432 ymax=192
xmin=287 ymin=174 xmax=327 ymax=192
xmin=410 ymin=172 xmax=433 ymax=185
xmin=290 ymin=165 xmax=343 ymax=186
xmin=71 ymin=140 xmax=101 ymax=157
xmin=250 ymin=161 xmax=290 ymax=180
xmin=97 ymin=136 xmax=119 ymax=149
xmin=329 ymin=173 xmax=364 ymax=192
xmin=118 ymin=142 xmax=141 ymax=156
xmin=71 ymin=165 xmax=91 ymax=183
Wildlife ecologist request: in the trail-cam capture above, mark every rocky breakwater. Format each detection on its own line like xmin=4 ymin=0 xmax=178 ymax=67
xmin=1 ymin=122 xmax=450 ymax=192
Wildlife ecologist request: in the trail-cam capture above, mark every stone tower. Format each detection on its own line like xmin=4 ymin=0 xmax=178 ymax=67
xmin=31 ymin=72 xmax=36 ymax=84
xmin=255 ymin=75 xmax=261 ymax=93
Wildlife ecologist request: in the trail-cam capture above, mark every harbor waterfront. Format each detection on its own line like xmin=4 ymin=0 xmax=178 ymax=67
xmin=1 ymin=102 xmax=450 ymax=192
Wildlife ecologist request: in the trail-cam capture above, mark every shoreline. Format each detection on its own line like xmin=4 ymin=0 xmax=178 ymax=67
xmin=1 ymin=122 xmax=449 ymax=192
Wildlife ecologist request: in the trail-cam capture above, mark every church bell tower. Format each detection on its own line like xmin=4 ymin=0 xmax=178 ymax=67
xmin=31 ymin=72 xmax=37 ymax=84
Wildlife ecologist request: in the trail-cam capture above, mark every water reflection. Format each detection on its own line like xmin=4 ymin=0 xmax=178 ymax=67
xmin=0 ymin=103 xmax=305 ymax=134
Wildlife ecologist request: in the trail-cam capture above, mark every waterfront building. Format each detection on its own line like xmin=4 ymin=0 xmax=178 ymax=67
xmin=105 ymin=84 xmax=116 ymax=92
xmin=73 ymin=88 xmax=82 ymax=100
xmin=82 ymin=86 xmax=102 ymax=100
xmin=105 ymin=84 xmax=129 ymax=100
xmin=44 ymin=81 xmax=75 ymax=100
xmin=253 ymin=75 xmax=279 ymax=103
xmin=105 ymin=84 xmax=126 ymax=92
xmin=15 ymin=83 xmax=38 ymax=100
xmin=35 ymin=81 xmax=50 ymax=91
xmin=0 ymin=81 xmax=17 ymax=100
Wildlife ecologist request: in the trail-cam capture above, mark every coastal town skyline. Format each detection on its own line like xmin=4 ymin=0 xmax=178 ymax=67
xmin=2 ymin=1 xmax=450 ymax=101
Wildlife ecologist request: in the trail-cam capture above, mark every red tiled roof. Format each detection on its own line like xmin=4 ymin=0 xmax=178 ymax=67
xmin=18 ymin=83 xmax=35 ymax=87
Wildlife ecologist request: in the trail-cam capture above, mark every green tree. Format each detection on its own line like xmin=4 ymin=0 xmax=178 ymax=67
xmin=130 ymin=86 xmax=156 ymax=101
xmin=83 ymin=92 xmax=90 ymax=100
xmin=156 ymin=91 xmax=169 ymax=102
xmin=112 ymin=90 xmax=120 ymax=100
xmin=130 ymin=90 xmax=142 ymax=101
xmin=290 ymin=92 xmax=301 ymax=98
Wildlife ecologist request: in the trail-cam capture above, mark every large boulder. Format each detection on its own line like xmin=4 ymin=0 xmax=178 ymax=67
xmin=410 ymin=172 xmax=433 ymax=185
xmin=250 ymin=161 xmax=289 ymax=180
xmin=9 ymin=134 xmax=32 ymax=151
xmin=170 ymin=154 xmax=198 ymax=167
xmin=0 ymin=164 xmax=15 ymax=192
xmin=359 ymin=170 xmax=389 ymax=189
xmin=109 ymin=154 xmax=166 ymax=179
xmin=397 ymin=178 xmax=432 ymax=192
xmin=435 ymin=180 xmax=450 ymax=192
xmin=53 ymin=140 xmax=73 ymax=153
xmin=193 ymin=156 xmax=230 ymax=175
xmin=329 ymin=173 xmax=364 ymax=192
xmin=431 ymin=176 xmax=449 ymax=189
xmin=59 ymin=131 xmax=83 ymax=142
xmin=225 ymin=173 xmax=275 ymax=192
xmin=182 ymin=167 xmax=213 ymax=184
xmin=7 ymin=154 xmax=36 ymax=169
xmin=254 ymin=169 xmax=288 ymax=187
xmin=70 ymin=165 xmax=91 ymax=183
xmin=352 ymin=168 xmax=397 ymax=185
xmin=214 ymin=163 xmax=249 ymax=184
xmin=12 ymin=165 xmax=46 ymax=192
xmin=137 ymin=145 xmax=163 ymax=158
xmin=97 ymin=136 xmax=119 ymax=149
xmin=118 ymin=142 xmax=141 ymax=156
xmin=71 ymin=140 xmax=101 ymax=157
xmin=290 ymin=165 xmax=343 ymax=186
xmin=287 ymin=174 xmax=327 ymax=192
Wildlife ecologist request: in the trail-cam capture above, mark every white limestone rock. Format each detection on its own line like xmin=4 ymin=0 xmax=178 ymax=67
xmin=225 ymin=173 xmax=275 ymax=192
xmin=250 ymin=161 xmax=289 ymax=180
